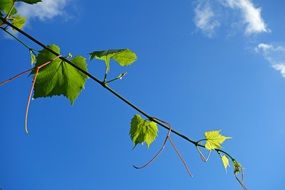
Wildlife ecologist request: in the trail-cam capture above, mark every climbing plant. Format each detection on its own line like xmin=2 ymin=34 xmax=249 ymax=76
xmin=0 ymin=1 xmax=247 ymax=189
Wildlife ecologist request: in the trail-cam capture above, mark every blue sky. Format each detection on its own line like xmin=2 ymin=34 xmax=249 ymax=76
xmin=1 ymin=0 xmax=285 ymax=189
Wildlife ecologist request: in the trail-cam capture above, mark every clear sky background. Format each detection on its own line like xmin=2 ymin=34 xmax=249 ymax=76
xmin=1 ymin=0 xmax=285 ymax=189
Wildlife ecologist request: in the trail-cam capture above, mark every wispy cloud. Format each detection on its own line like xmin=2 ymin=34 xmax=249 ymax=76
xmin=194 ymin=1 xmax=220 ymax=37
xmin=222 ymin=0 xmax=269 ymax=35
xmin=256 ymin=43 xmax=285 ymax=77
xmin=17 ymin=0 xmax=69 ymax=21
xmin=194 ymin=0 xmax=269 ymax=36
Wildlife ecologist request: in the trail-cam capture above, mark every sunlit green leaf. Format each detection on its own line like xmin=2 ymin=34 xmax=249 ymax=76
xmin=221 ymin=155 xmax=230 ymax=171
xmin=11 ymin=15 xmax=26 ymax=29
xmin=129 ymin=114 xmax=158 ymax=147
xmin=9 ymin=7 xmax=17 ymax=16
xmin=112 ymin=49 xmax=137 ymax=66
xmin=32 ymin=44 xmax=88 ymax=104
xmin=204 ymin=130 xmax=231 ymax=150
xmin=0 ymin=0 xmax=14 ymax=14
xmin=89 ymin=49 xmax=137 ymax=73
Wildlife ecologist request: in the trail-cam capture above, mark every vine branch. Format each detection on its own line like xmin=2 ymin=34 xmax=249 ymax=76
xmin=0 ymin=16 xmax=237 ymax=167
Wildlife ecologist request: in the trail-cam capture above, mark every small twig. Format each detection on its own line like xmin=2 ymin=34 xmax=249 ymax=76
xmin=103 ymin=72 xmax=107 ymax=83
xmin=24 ymin=55 xmax=61 ymax=134
xmin=102 ymin=51 xmax=110 ymax=83
xmin=30 ymin=48 xmax=40 ymax=54
xmin=105 ymin=72 xmax=127 ymax=84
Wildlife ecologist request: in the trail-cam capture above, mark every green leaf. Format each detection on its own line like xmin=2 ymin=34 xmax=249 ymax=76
xmin=11 ymin=15 xmax=26 ymax=29
xmin=15 ymin=0 xmax=41 ymax=4
xmin=129 ymin=114 xmax=158 ymax=147
xmin=0 ymin=0 xmax=14 ymax=14
xmin=221 ymin=155 xmax=230 ymax=171
xmin=89 ymin=49 xmax=137 ymax=73
xmin=112 ymin=49 xmax=137 ymax=66
xmin=32 ymin=44 xmax=88 ymax=104
xmin=204 ymin=130 xmax=231 ymax=150
xmin=29 ymin=50 xmax=36 ymax=64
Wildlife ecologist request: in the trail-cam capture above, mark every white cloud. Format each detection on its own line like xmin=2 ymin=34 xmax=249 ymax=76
xmin=194 ymin=0 xmax=269 ymax=36
xmin=222 ymin=0 xmax=269 ymax=35
xmin=256 ymin=43 xmax=273 ymax=51
xmin=256 ymin=43 xmax=285 ymax=77
xmin=272 ymin=64 xmax=285 ymax=77
xmin=194 ymin=1 xmax=220 ymax=37
xmin=17 ymin=0 xmax=69 ymax=21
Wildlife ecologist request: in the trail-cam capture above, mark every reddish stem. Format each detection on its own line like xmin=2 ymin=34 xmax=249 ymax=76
xmin=133 ymin=136 xmax=169 ymax=169
xmin=169 ymin=137 xmax=192 ymax=177
xmin=133 ymin=118 xmax=172 ymax=169
xmin=25 ymin=67 xmax=40 ymax=134
xmin=0 ymin=68 xmax=33 ymax=87
xmin=24 ymin=55 xmax=61 ymax=134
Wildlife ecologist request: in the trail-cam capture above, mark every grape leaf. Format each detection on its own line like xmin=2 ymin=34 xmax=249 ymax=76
xmin=32 ymin=44 xmax=88 ymax=104
xmin=204 ymin=130 xmax=231 ymax=150
xmin=221 ymin=155 xmax=230 ymax=171
xmin=129 ymin=114 xmax=158 ymax=147
xmin=89 ymin=49 xmax=137 ymax=73
xmin=11 ymin=15 xmax=26 ymax=29
xmin=15 ymin=0 xmax=41 ymax=4
xmin=0 ymin=0 xmax=14 ymax=14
